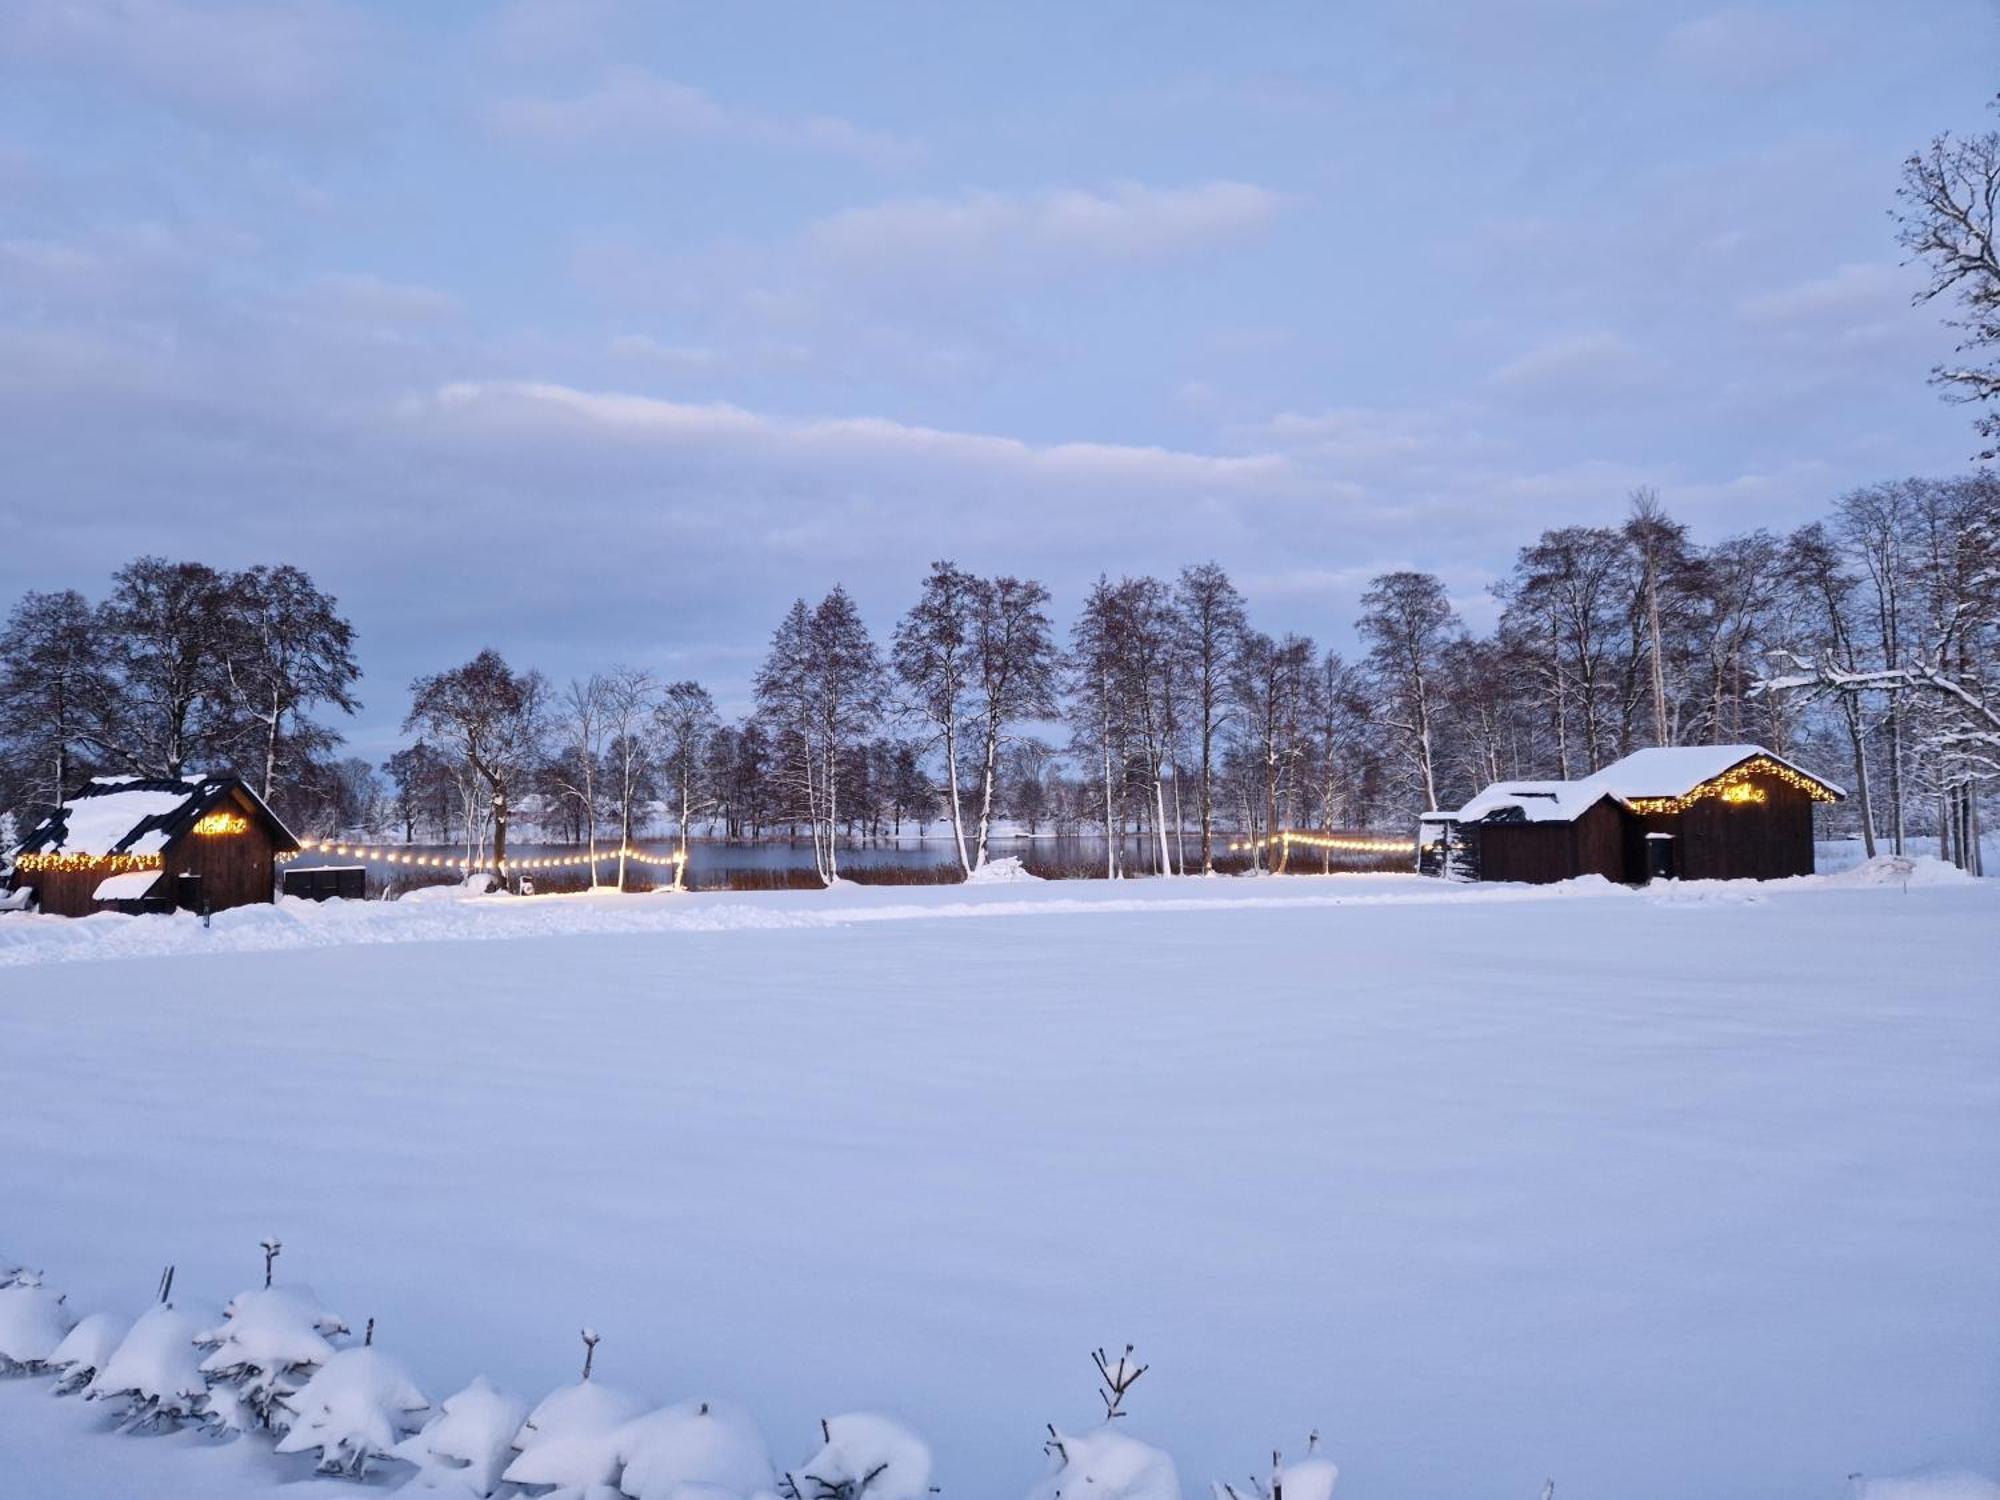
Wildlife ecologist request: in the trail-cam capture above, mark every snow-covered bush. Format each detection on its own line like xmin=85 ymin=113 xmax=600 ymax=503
xmin=198 ymin=1283 xmax=348 ymax=1430
xmin=0 ymin=1273 xmax=77 ymax=1371
xmin=1212 ymin=1434 xmax=1337 ymax=1500
xmin=48 ymin=1311 xmax=131 ymax=1395
xmin=87 ymin=1301 xmax=217 ymax=1429
xmin=503 ymin=1375 xmax=648 ymax=1498
xmin=1032 ymin=1428 xmax=1180 ymax=1500
xmin=615 ymin=1397 xmax=777 ymax=1500
xmin=275 ymin=1343 xmax=431 ymax=1478
xmin=393 ymin=1377 xmax=531 ymax=1497
xmin=785 ymin=1413 xmax=931 ymax=1500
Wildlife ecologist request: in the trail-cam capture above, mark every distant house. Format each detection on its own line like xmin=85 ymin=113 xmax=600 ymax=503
xmin=8 ymin=775 xmax=300 ymax=917
xmin=1420 ymin=744 xmax=1844 ymax=885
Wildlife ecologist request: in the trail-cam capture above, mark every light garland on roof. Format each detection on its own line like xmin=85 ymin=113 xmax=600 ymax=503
xmin=15 ymin=851 xmax=164 ymax=875
xmin=1624 ymin=756 xmax=1839 ymax=816
xmin=1226 ymin=831 xmax=1416 ymax=856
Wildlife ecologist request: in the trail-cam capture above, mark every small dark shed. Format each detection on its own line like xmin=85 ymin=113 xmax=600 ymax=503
xmin=9 ymin=775 xmax=300 ymax=917
xmin=1423 ymin=745 xmax=1843 ymax=886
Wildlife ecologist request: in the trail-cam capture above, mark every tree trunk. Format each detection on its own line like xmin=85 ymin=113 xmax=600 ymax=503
xmin=1843 ymin=696 xmax=1877 ymax=859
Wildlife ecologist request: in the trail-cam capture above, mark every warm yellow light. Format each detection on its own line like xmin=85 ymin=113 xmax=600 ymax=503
xmin=192 ymin=811 xmax=249 ymax=837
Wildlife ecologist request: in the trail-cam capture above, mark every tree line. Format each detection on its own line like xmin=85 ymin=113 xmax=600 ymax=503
xmin=3 ymin=472 xmax=1993 ymax=878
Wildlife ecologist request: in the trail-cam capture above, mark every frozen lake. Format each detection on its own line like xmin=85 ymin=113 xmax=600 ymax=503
xmin=2 ymin=868 xmax=1995 ymax=1497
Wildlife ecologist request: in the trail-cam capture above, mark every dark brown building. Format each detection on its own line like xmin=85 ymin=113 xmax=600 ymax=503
xmin=8 ymin=776 xmax=300 ymax=917
xmin=1421 ymin=745 xmax=1843 ymax=886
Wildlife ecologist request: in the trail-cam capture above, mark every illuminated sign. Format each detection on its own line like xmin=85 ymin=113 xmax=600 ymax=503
xmin=193 ymin=812 xmax=250 ymax=837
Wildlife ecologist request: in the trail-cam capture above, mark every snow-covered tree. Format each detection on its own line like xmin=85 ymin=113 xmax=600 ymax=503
xmin=1357 ymin=571 xmax=1462 ymax=812
xmin=198 ymin=1281 xmax=348 ymax=1431
xmin=87 ymin=1298 xmax=218 ymax=1430
xmin=615 ymin=1397 xmax=778 ymax=1500
xmin=504 ymin=1361 xmax=648 ymax=1500
xmin=48 ymin=1310 xmax=130 ymax=1395
xmin=1213 ymin=1433 xmax=1338 ymax=1500
xmin=1032 ymin=1346 xmax=1178 ymax=1500
xmin=393 ymin=1376 xmax=532 ymax=1497
xmin=0 ymin=1271 xmax=76 ymax=1372
xmin=785 ymin=1412 xmax=932 ymax=1500
xmin=1173 ymin=563 xmax=1247 ymax=875
xmin=275 ymin=1342 xmax=431 ymax=1478
xmin=655 ymin=679 xmax=720 ymax=889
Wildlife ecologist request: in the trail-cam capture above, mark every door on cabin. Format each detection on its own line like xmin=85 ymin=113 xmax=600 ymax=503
xmin=1645 ymin=834 xmax=1677 ymax=882
xmin=173 ymin=873 xmax=204 ymax=912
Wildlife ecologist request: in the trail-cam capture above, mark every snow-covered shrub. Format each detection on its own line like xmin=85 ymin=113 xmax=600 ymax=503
xmin=785 ymin=1413 xmax=931 ymax=1500
xmin=87 ymin=1301 xmax=217 ymax=1429
xmin=1212 ymin=1434 xmax=1337 ymax=1500
xmin=615 ymin=1398 xmax=777 ymax=1500
xmin=49 ymin=1311 xmax=131 ymax=1395
xmin=275 ymin=1344 xmax=431 ymax=1478
xmin=0 ymin=1273 xmax=77 ymax=1371
xmin=198 ymin=1283 xmax=348 ymax=1430
xmin=1032 ymin=1428 xmax=1180 ymax=1500
xmin=393 ymin=1377 xmax=531 ymax=1497
xmin=503 ymin=1376 xmax=648 ymax=1499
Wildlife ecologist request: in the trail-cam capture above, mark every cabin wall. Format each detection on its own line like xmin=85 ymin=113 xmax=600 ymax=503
xmin=1640 ymin=767 xmax=1817 ymax=880
xmin=12 ymin=867 xmax=163 ymax=917
xmin=157 ymin=790 xmax=280 ymax=912
xmin=1479 ymin=800 xmax=1634 ymax=885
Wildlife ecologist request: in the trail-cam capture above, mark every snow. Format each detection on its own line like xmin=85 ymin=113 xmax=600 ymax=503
xmin=198 ymin=1284 xmax=349 ymax=1428
xmin=273 ymin=1344 xmax=431 ymax=1476
xmin=789 ymin=1412 xmax=931 ymax=1500
xmin=0 ymin=1275 xmax=76 ymax=1367
xmin=1032 ymin=1427 xmax=1181 ymax=1500
xmin=0 ymin=873 xmax=1996 ymax=1499
xmin=614 ymin=1398 xmax=776 ymax=1500
xmin=87 ymin=1302 xmax=219 ymax=1422
xmin=48 ymin=1309 xmax=129 ymax=1392
xmin=1585 ymin=743 xmax=1843 ymax=800
xmin=504 ymin=1378 xmax=649 ymax=1494
xmin=1451 ymin=779 xmax=1606 ymax=824
xmin=966 ymin=854 xmax=1043 ymax=883
xmin=92 ymin=869 xmax=164 ymax=901
xmin=1855 ymin=1474 xmax=2000 ymax=1500
xmin=394 ymin=1377 xmax=532 ymax=1497
xmin=27 ymin=782 xmax=199 ymax=856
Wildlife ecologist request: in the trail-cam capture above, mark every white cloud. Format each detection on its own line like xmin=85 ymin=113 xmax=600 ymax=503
xmin=804 ymin=181 xmax=1285 ymax=275
xmin=1489 ymin=331 xmax=1646 ymax=392
xmin=1661 ymin=7 xmax=1827 ymax=89
xmin=487 ymin=67 xmax=918 ymax=167
xmin=418 ymin=379 xmax=1290 ymax=491
xmin=307 ymin=272 xmax=459 ymax=323
xmin=0 ymin=0 xmax=366 ymax=125
xmin=1738 ymin=262 xmax=1910 ymax=327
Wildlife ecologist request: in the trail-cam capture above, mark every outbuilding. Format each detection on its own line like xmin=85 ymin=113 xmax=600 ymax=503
xmin=8 ymin=775 xmax=300 ymax=917
xmin=1425 ymin=744 xmax=1843 ymax=885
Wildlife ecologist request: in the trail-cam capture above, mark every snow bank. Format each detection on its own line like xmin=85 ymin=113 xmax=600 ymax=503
xmin=1827 ymin=854 xmax=1977 ymax=888
xmin=966 ymin=856 xmax=1042 ymax=884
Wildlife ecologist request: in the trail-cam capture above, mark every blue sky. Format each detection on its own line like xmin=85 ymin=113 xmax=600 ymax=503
xmin=1 ymin=0 xmax=1993 ymax=753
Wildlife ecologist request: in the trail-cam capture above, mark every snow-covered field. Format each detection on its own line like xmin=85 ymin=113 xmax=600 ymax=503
xmin=2 ymin=866 xmax=1996 ymax=1498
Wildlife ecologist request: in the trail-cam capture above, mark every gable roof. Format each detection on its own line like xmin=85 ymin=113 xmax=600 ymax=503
xmin=1445 ymin=743 xmax=1844 ymax=825
xmin=13 ymin=775 xmax=300 ymax=859
xmin=1453 ymin=779 xmax=1617 ymax=825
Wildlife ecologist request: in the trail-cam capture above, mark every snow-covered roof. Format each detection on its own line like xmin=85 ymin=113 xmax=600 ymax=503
xmin=1452 ymin=779 xmax=1615 ymax=825
xmin=1584 ymin=744 xmax=1844 ymax=801
xmin=1446 ymin=744 xmax=1844 ymax=825
xmin=14 ymin=776 xmax=301 ymax=858
xmin=93 ymin=870 xmax=164 ymax=902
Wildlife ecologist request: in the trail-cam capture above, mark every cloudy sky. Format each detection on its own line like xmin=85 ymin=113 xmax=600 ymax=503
xmin=1 ymin=0 xmax=1992 ymax=753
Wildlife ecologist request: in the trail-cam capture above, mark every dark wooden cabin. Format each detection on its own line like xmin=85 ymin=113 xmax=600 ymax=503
xmin=1423 ymin=746 xmax=1842 ymax=886
xmin=8 ymin=775 xmax=300 ymax=917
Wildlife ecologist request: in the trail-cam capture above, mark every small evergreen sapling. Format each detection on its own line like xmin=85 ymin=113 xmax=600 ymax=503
xmin=613 ymin=1397 xmax=779 ymax=1500
xmin=274 ymin=1331 xmax=431 ymax=1478
xmin=1032 ymin=1345 xmax=1180 ymax=1500
xmin=502 ymin=1329 xmax=646 ymax=1499
xmin=1212 ymin=1433 xmax=1338 ymax=1500
xmin=86 ymin=1271 xmax=217 ymax=1431
xmin=0 ymin=1270 xmax=76 ymax=1372
xmin=393 ymin=1376 xmax=532 ymax=1497
xmin=783 ymin=1412 xmax=934 ymax=1500
xmin=198 ymin=1241 xmax=349 ymax=1432
xmin=48 ymin=1311 xmax=132 ymax=1395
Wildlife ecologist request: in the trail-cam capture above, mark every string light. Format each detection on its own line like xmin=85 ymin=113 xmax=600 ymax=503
xmin=192 ymin=812 xmax=249 ymax=836
xmin=1624 ymin=756 xmax=1838 ymax=816
xmin=288 ymin=839 xmax=689 ymax=878
xmin=1225 ymin=831 xmax=1416 ymax=855
xmin=14 ymin=851 xmax=164 ymax=874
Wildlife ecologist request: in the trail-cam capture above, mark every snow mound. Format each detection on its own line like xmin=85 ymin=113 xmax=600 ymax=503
xmin=1271 ymin=1455 xmax=1338 ymax=1500
xmin=0 ymin=1277 xmax=76 ymax=1368
xmin=615 ymin=1397 xmax=776 ymax=1499
xmin=1828 ymin=855 xmax=1976 ymax=888
xmin=1854 ymin=1473 xmax=2000 ymax=1500
xmin=791 ymin=1412 xmax=931 ymax=1500
xmin=275 ymin=1344 xmax=431 ymax=1476
xmin=967 ymin=856 xmax=1042 ymax=884
xmin=87 ymin=1302 xmax=217 ymax=1423
xmin=1031 ymin=1427 xmax=1181 ymax=1500
xmin=505 ymin=1377 xmax=648 ymax=1495
xmin=48 ymin=1310 xmax=130 ymax=1392
xmin=402 ymin=873 xmax=503 ymax=902
xmin=395 ymin=1376 xmax=531 ymax=1497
